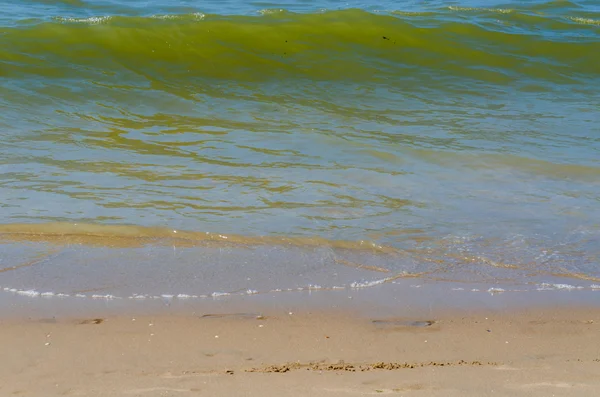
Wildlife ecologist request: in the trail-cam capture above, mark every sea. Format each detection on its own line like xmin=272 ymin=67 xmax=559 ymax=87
xmin=0 ymin=0 xmax=599 ymax=307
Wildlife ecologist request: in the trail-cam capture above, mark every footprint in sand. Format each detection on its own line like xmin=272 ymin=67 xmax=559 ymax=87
xmin=372 ymin=319 xmax=436 ymax=329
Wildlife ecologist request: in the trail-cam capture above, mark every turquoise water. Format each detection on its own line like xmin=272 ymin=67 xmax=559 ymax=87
xmin=0 ymin=0 xmax=599 ymax=298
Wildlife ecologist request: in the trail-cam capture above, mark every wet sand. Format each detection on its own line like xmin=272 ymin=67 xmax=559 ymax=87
xmin=1 ymin=307 xmax=599 ymax=396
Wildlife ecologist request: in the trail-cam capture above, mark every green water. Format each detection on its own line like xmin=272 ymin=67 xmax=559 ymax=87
xmin=0 ymin=1 xmax=599 ymax=296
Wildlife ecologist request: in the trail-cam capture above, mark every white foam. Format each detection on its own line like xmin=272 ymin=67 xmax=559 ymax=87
xmin=91 ymin=294 xmax=117 ymax=300
xmin=537 ymin=283 xmax=558 ymax=291
xmin=537 ymin=283 xmax=583 ymax=291
xmin=54 ymin=16 xmax=111 ymax=24
xmin=152 ymin=14 xmax=178 ymax=20
xmin=151 ymin=13 xmax=205 ymax=21
xmin=16 ymin=289 xmax=40 ymax=297
xmin=350 ymin=278 xmax=386 ymax=288
xmin=5 ymin=276 xmax=596 ymax=305
xmin=258 ymin=9 xmax=285 ymax=15
xmin=567 ymin=16 xmax=600 ymax=26
xmin=448 ymin=6 xmax=513 ymax=14
xmin=176 ymin=294 xmax=197 ymax=299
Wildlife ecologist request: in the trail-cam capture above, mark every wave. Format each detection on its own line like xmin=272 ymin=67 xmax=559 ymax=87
xmin=1 ymin=9 xmax=598 ymax=86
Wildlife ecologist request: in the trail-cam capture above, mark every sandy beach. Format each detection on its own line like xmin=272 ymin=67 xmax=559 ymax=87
xmin=1 ymin=306 xmax=599 ymax=396
xmin=1 ymin=0 xmax=599 ymax=394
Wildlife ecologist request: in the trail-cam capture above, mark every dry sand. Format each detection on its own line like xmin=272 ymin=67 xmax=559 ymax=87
xmin=1 ymin=306 xmax=599 ymax=396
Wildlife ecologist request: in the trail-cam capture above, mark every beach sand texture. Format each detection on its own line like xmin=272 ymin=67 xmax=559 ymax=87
xmin=1 ymin=308 xmax=599 ymax=396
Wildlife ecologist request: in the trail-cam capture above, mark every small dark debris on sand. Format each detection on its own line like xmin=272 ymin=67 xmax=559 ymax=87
xmin=247 ymin=360 xmax=498 ymax=373
xmin=79 ymin=318 xmax=104 ymax=325
xmin=372 ymin=319 xmax=436 ymax=328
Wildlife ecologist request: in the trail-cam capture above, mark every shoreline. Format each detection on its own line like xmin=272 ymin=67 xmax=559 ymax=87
xmin=2 ymin=244 xmax=599 ymax=396
xmin=3 ymin=228 xmax=599 ymax=395
xmin=2 ymin=277 xmax=600 ymax=320
xmin=1 ymin=305 xmax=599 ymax=396
xmin=2 ymin=223 xmax=599 ymax=302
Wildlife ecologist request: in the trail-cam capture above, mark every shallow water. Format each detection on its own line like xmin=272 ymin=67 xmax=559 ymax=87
xmin=0 ymin=0 xmax=599 ymax=299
